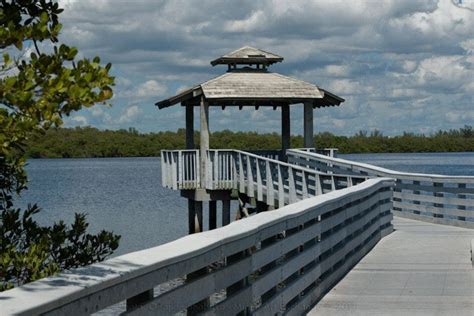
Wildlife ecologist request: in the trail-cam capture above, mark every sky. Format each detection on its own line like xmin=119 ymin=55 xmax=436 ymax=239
xmin=57 ymin=0 xmax=473 ymax=136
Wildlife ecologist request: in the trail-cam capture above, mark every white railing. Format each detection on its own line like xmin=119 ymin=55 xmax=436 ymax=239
xmin=287 ymin=149 xmax=474 ymax=229
xmin=161 ymin=149 xmax=200 ymax=189
xmin=206 ymin=150 xmax=368 ymax=208
xmin=1 ymin=178 xmax=395 ymax=315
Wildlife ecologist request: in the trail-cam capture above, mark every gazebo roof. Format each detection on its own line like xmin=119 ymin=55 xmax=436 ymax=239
xmin=210 ymin=46 xmax=283 ymax=66
xmin=155 ymin=46 xmax=345 ymax=109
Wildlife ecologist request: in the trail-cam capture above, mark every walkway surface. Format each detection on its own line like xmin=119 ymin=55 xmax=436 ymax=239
xmin=308 ymin=217 xmax=474 ymax=316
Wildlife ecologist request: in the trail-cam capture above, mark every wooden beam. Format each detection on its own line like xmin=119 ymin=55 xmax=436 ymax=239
xmin=281 ymin=104 xmax=290 ymax=157
xmin=188 ymin=199 xmax=196 ymax=234
xmin=209 ymin=201 xmax=217 ymax=230
xmin=304 ymin=102 xmax=314 ymax=149
xmin=186 ymin=104 xmax=194 ymax=149
xmin=200 ymin=96 xmax=209 ymax=187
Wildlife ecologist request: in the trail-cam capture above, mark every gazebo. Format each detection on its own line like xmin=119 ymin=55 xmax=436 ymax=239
xmin=156 ymin=46 xmax=345 ymax=233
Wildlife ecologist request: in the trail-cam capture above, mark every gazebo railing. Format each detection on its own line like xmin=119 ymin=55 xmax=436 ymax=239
xmin=161 ymin=149 xmax=200 ymax=189
xmin=287 ymin=149 xmax=474 ymax=228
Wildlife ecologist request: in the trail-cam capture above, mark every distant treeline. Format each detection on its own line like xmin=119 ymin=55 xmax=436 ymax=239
xmin=25 ymin=126 xmax=473 ymax=158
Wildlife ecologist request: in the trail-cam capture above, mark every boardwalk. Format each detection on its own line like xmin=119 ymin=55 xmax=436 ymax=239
xmin=308 ymin=217 xmax=474 ymax=316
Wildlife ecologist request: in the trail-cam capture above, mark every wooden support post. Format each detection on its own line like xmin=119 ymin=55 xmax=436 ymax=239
xmin=304 ymin=102 xmax=314 ymax=149
xmin=458 ymin=183 xmax=466 ymax=221
xmin=188 ymin=199 xmax=196 ymax=234
xmin=126 ymin=289 xmax=153 ymax=312
xmin=209 ymin=200 xmax=217 ymax=230
xmin=200 ymin=96 xmax=209 ymax=187
xmin=433 ymin=182 xmax=444 ymax=218
xmin=186 ymin=104 xmax=194 ymax=149
xmin=281 ymin=104 xmax=290 ymax=160
xmin=222 ymin=199 xmax=231 ymax=226
xmin=195 ymin=201 xmax=203 ymax=233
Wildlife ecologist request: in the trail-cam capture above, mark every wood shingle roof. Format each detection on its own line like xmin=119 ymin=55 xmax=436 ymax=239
xmin=210 ymin=46 xmax=283 ymax=66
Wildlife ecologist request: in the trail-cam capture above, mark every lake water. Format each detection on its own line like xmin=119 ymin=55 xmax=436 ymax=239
xmin=17 ymin=152 xmax=473 ymax=257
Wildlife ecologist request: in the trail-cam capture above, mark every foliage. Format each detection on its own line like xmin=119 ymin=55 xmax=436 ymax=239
xmin=23 ymin=125 xmax=474 ymax=158
xmin=1 ymin=204 xmax=119 ymax=290
xmin=0 ymin=0 xmax=118 ymax=290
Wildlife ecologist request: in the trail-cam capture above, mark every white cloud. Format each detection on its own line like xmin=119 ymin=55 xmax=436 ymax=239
xmin=53 ymin=0 xmax=473 ymax=135
xmin=136 ymin=80 xmax=168 ymax=98
xmin=118 ymin=105 xmax=142 ymax=124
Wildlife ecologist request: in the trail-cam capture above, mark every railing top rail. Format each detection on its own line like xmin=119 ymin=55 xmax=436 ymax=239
xmin=289 ymin=149 xmax=474 ymax=183
xmin=0 ymin=178 xmax=394 ymax=316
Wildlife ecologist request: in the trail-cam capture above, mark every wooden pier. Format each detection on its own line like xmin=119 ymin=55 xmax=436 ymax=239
xmin=1 ymin=47 xmax=473 ymax=315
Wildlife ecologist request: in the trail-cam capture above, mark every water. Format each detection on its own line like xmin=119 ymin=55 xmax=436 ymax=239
xmin=16 ymin=152 xmax=473 ymax=257
xmin=339 ymin=152 xmax=474 ymax=176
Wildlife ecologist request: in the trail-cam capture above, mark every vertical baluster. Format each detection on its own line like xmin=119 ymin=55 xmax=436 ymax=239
xmin=315 ymin=174 xmax=323 ymax=195
xmin=239 ymin=153 xmax=244 ymax=192
xmin=288 ymin=167 xmax=297 ymax=203
xmin=214 ymin=151 xmax=219 ymax=189
xmin=278 ymin=164 xmax=284 ymax=208
xmin=232 ymin=153 xmax=238 ymax=188
xmin=266 ymin=161 xmax=274 ymax=207
xmin=347 ymin=176 xmax=353 ymax=187
xmin=178 ymin=151 xmax=183 ymax=189
xmin=330 ymin=175 xmax=336 ymax=191
xmin=256 ymin=159 xmax=263 ymax=201
xmin=247 ymin=156 xmax=254 ymax=197
xmin=171 ymin=152 xmax=177 ymax=190
xmin=207 ymin=151 xmax=212 ymax=189
xmin=224 ymin=152 xmax=228 ymax=187
xmin=161 ymin=151 xmax=166 ymax=187
xmin=301 ymin=170 xmax=308 ymax=199
xmin=196 ymin=150 xmax=200 ymax=188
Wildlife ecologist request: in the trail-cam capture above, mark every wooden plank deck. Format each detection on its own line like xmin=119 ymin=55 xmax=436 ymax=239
xmin=308 ymin=217 xmax=474 ymax=316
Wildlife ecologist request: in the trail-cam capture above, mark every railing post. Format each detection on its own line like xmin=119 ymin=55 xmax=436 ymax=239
xmin=256 ymin=159 xmax=263 ymax=201
xmin=458 ymin=183 xmax=466 ymax=221
xmin=433 ymin=182 xmax=444 ymax=218
xmin=266 ymin=161 xmax=274 ymax=207
xmin=288 ymin=166 xmax=297 ymax=203
xmin=278 ymin=164 xmax=284 ymax=208
xmin=302 ymin=171 xmax=309 ymax=199
xmin=247 ymin=156 xmax=254 ymax=197
xmin=413 ymin=180 xmax=421 ymax=215
xmin=315 ymin=174 xmax=323 ymax=195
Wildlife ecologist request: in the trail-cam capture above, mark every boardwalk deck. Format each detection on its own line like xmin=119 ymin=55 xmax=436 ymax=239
xmin=308 ymin=217 xmax=474 ymax=316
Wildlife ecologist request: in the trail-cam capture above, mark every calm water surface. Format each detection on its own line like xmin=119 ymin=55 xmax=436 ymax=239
xmin=17 ymin=152 xmax=473 ymax=256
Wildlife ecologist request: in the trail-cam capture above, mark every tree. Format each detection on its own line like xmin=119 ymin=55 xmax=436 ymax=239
xmin=0 ymin=0 xmax=119 ymax=290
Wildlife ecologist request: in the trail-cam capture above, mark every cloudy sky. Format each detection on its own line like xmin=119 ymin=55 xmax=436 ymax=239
xmin=58 ymin=0 xmax=473 ymax=136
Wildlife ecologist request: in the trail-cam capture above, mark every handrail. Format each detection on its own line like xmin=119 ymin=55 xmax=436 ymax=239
xmin=288 ymin=149 xmax=474 ymax=182
xmin=287 ymin=149 xmax=474 ymax=229
xmin=0 ymin=178 xmax=395 ymax=315
xmin=205 ymin=149 xmax=368 ymax=208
